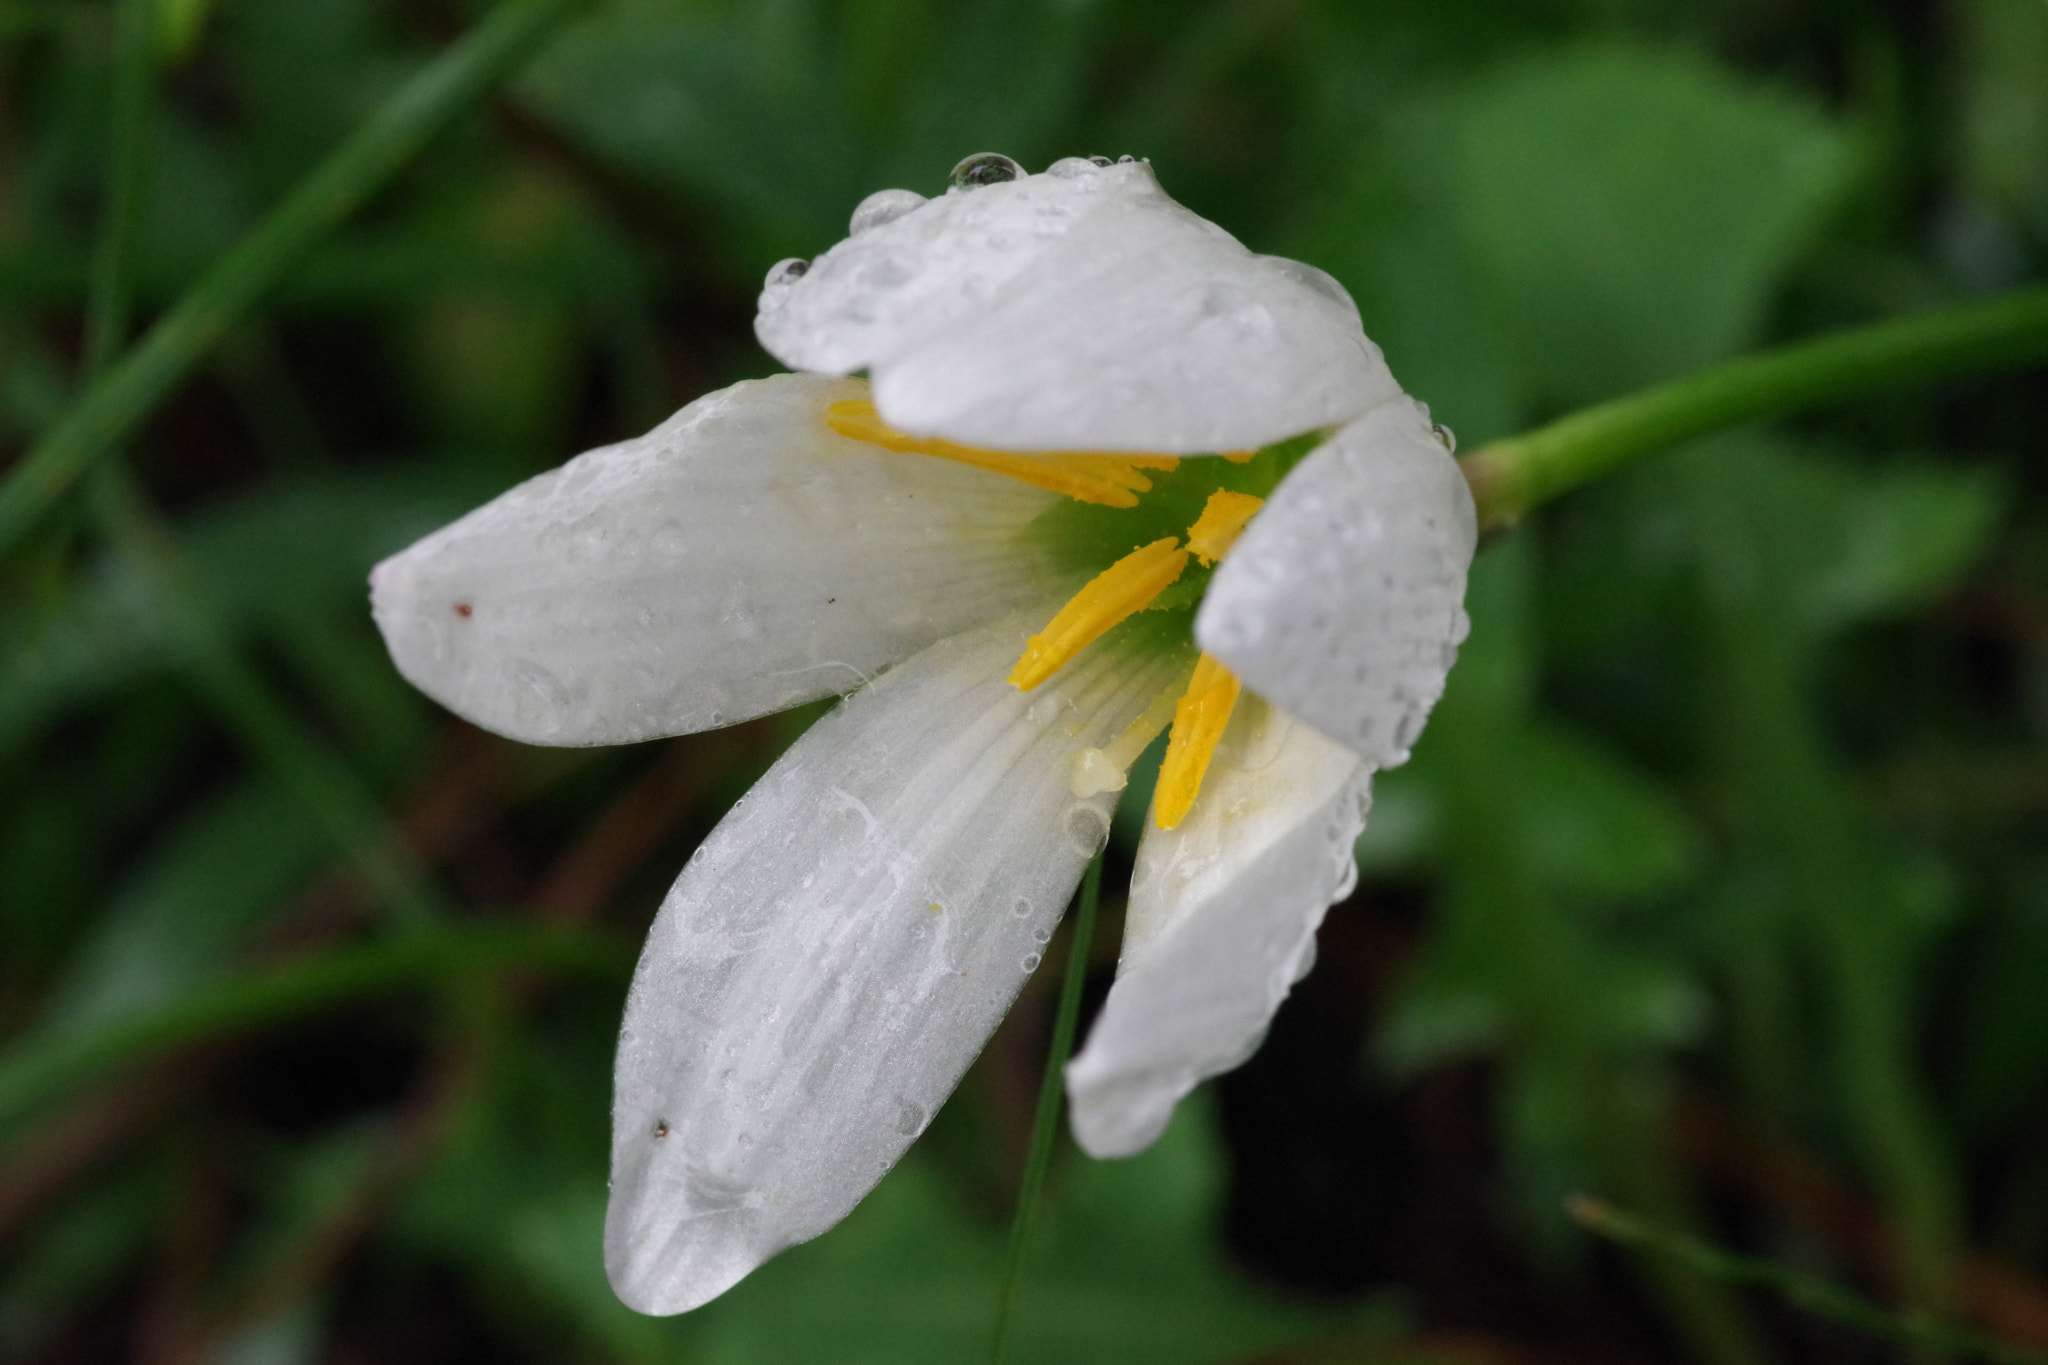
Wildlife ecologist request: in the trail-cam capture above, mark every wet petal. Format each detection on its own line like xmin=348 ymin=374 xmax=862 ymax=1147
xmin=1066 ymin=703 xmax=1370 ymax=1158
xmin=605 ymin=611 xmax=1183 ymax=1314
xmin=756 ymin=160 xmax=1397 ymax=454
xmin=1195 ymin=397 xmax=1476 ymax=767
xmin=370 ymin=374 xmax=1062 ymax=745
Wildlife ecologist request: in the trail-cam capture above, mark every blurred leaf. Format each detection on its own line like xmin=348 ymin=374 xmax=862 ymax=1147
xmin=40 ymin=779 xmax=325 ymax=1031
xmin=1448 ymin=43 xmax=1856 ymax=405
xmin=0 ymin=468 xmax=489 ymax=750
xmin=1672 ymin=437 xmax=2003 ymax=634
xmin=0 ymin=1164 xmax=160 ymax=1357
xmin=416 ymin=1093 xmax=1393 ymax=1365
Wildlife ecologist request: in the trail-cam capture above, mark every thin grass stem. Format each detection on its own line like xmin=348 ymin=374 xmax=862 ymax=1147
xmin=990 ymin=851 xmax=1104 ymax=1365
xmin=0 ymin=923 xmax=622 ymax=1135
xmin=1570 ymin=1197 xmax=2042 ymax=1365
xmin=0 ymin=0 xmax=587 ymax=555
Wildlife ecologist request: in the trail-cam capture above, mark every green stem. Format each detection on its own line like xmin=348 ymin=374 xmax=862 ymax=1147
xmin=84 ymin=0 xmax=156 ymax=380
xmin=89 ymin=469 xmax=454 ymax=928
xmin=1571 ymin=1197 xmax=2042 ymax=1365
xmin=1462 ymin=286 xmax=2048 ymax=530
xmin=0 ymin=924 xmax=623 ymax=1134
xmin=0 ymin=0 xmax=587 ymax=556
xmin=990 ymin=852 xmax=1103 ymax=1365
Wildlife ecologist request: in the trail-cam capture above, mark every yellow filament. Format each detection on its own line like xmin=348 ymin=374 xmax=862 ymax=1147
xmin=1008 ymin=539 xmax=1189 ymax=690
xmin=825 ymin=400 xmax=1179 ymax=508
xmin=1066 ymin=661 xmax=1198 ymax=798
xmin=1153 ymin=653 xmax=1243 ymax=829
xmin=1185 ymin=489 xmax=1264 ymax=566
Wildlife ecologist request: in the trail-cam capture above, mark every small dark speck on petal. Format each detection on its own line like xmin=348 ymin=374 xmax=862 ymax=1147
xmin=653 ymin=1121 xmax=670 ymax=1139
xmin=453 ymin=602 xmax=473 ymax=618
xmin=827 ymin=597 xmax=836 ymax=604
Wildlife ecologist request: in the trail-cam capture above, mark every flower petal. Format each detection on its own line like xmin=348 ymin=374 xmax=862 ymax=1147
xmin=1066 ymin=703 xmax=1369 ymax=1158
xmin=755 ymin=159 xmax=1399 ymax=454
xmin=370 ymin=373 xmax=1063 ymax=745
xmin=605 ymin=611 xmax=1183 ymax=1314
xmin=1195 ymin=397 xmax=1476 ymax=767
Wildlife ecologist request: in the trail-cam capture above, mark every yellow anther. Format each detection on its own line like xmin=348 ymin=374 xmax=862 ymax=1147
xmin=825 ymin=400 xmax=1180 ymax=508
xmin=1185 ymin=489 xmax=1264 ymax=566
xmin=1153 ymin=653 xmax=1243 ymax=829
xmin=1008 ymin=539 xmax=1189 ymax=690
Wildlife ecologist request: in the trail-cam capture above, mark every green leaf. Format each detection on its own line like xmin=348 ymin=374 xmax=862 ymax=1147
xmin=1447 ymin=43 xmax=1856 ymax=404
xmin=40 ymin=779 xmax=326 ymax=1032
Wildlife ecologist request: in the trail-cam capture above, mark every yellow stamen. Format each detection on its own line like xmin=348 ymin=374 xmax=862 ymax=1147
xmin=825 ymin=400 xmax=1179 ymax=508
xmin=1008 ymin=539 xmax=1189 ymax=690
xmin=1153 ymin=653 xmax=1243 ymax=829
xmin=1185 ymin=489 xmax=1264 ymax=566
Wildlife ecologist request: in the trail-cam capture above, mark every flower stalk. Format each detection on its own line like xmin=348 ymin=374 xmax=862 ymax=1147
xmin=991 ymin=851 xmax=1105 ymax=1365
xmin=1461 ymin=285 xmax=2048 ymax=532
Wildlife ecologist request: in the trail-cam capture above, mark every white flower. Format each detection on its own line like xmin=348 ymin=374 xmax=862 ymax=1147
xmin=368 ymin=153 xmax=1475 ymax=1316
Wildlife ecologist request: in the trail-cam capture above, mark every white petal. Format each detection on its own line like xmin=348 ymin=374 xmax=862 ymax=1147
xmin=605 ymin=611 xmax=1183 ymax=1314
xmin=1195 ymin=397 xmax=1476 ymax=767
xmin=756 ymin=160 xmax=1398 ymax=454
xmin=1066 ymin=703 xmax=1370 ymax=1158
xmin=369 ymin=373 xmax=1062 ymax=745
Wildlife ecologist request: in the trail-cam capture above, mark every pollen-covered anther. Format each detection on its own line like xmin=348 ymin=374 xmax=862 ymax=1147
xmin=1153 ymin=653 xmax=1244 ymax=829
xmin=1185 ymin=490 xmax=1265 ymax=566
xmin=825 ymin=399 xmax=1179 ymax=508
xmin=1008 ymin=538 xmax=1190 ymax=690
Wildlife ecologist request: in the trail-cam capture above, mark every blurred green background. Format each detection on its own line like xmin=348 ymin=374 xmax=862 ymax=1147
xmin=2 ymin=0 xmax=2046 ymax=1362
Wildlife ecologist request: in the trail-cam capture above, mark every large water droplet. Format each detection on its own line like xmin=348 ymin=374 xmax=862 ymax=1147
xmin=893 ymin=1100 xmax=926 ymax=1136
xmin=949 ymin=152 xmax=1022 ymax=190
xmin=763 ymin=257 xmax=809 ymax=289
xmin=850 ymin=187 xmax=926 ymax=234
xmin=1432 ymin=423 xmax=1457 ymax=455
xmin=1062 ymin=803 xmax=1111 ymax=858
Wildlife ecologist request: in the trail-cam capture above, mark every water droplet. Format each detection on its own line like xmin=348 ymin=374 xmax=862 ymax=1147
xmin=1090 ymin=155 xmax=1114 ymax=166
xmin=893 ymin=1099 xmax=926 ymax=1135
xmin=1021 ymin=953 xmax=1042 ymax=972
xmin=949 ymin=152 xmax=1022 ymax=190
xmin=737 ymin=1132 xmax=754 ymax=1149
xmin=1012 ymin=896 xmax=1033 ymax=918
xmin=1116 ymin=154 xmax=1136 ymax=164
xmin=1432 ymin=423 xmax=1457 ymax=454
xmin=850 ymin=187 xmax=926 ymax=234
xmin=1046 ymin=156 xmax=1102 ymax=179
xmin=708 ymin=709 xmax=726 ymax=726
xmin=1062 ymin=803 xmax=1111 ymax=858
xmin=1032 ymin=927 xmax=1051 ymax=944
xmin=764 ymin=257 xmax=809 ymax=289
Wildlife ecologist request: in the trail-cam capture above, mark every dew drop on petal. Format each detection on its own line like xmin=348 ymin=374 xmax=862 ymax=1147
xmin=850 ymin=187 xmax=927 ymax=234
xmin=1011 ymin=896 xmax=1033 ymax=918
xmin=1062 ymin=803 xmax=1111 ymax=858
xmin=949 ymin=152 xmax=1023 ymax=190
xmin=763 ymin=257 xmax=809 ymax=289
xmin=893 ymin=1099 xmax=926 ymax=1135
xmin=1021 ymin=953 xmax=1042 ymax=972
xmin=1433 ymin=423 xmax=1457 ymax=454
xmin=1116 ymin=154 xmax=1136 ymax=164
xmin=1031 ymin=927 xmax=1051 ymax=944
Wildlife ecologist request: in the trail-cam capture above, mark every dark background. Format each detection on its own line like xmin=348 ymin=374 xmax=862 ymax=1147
xmin=3 ymin=0 xmax=2047 ymax=1362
